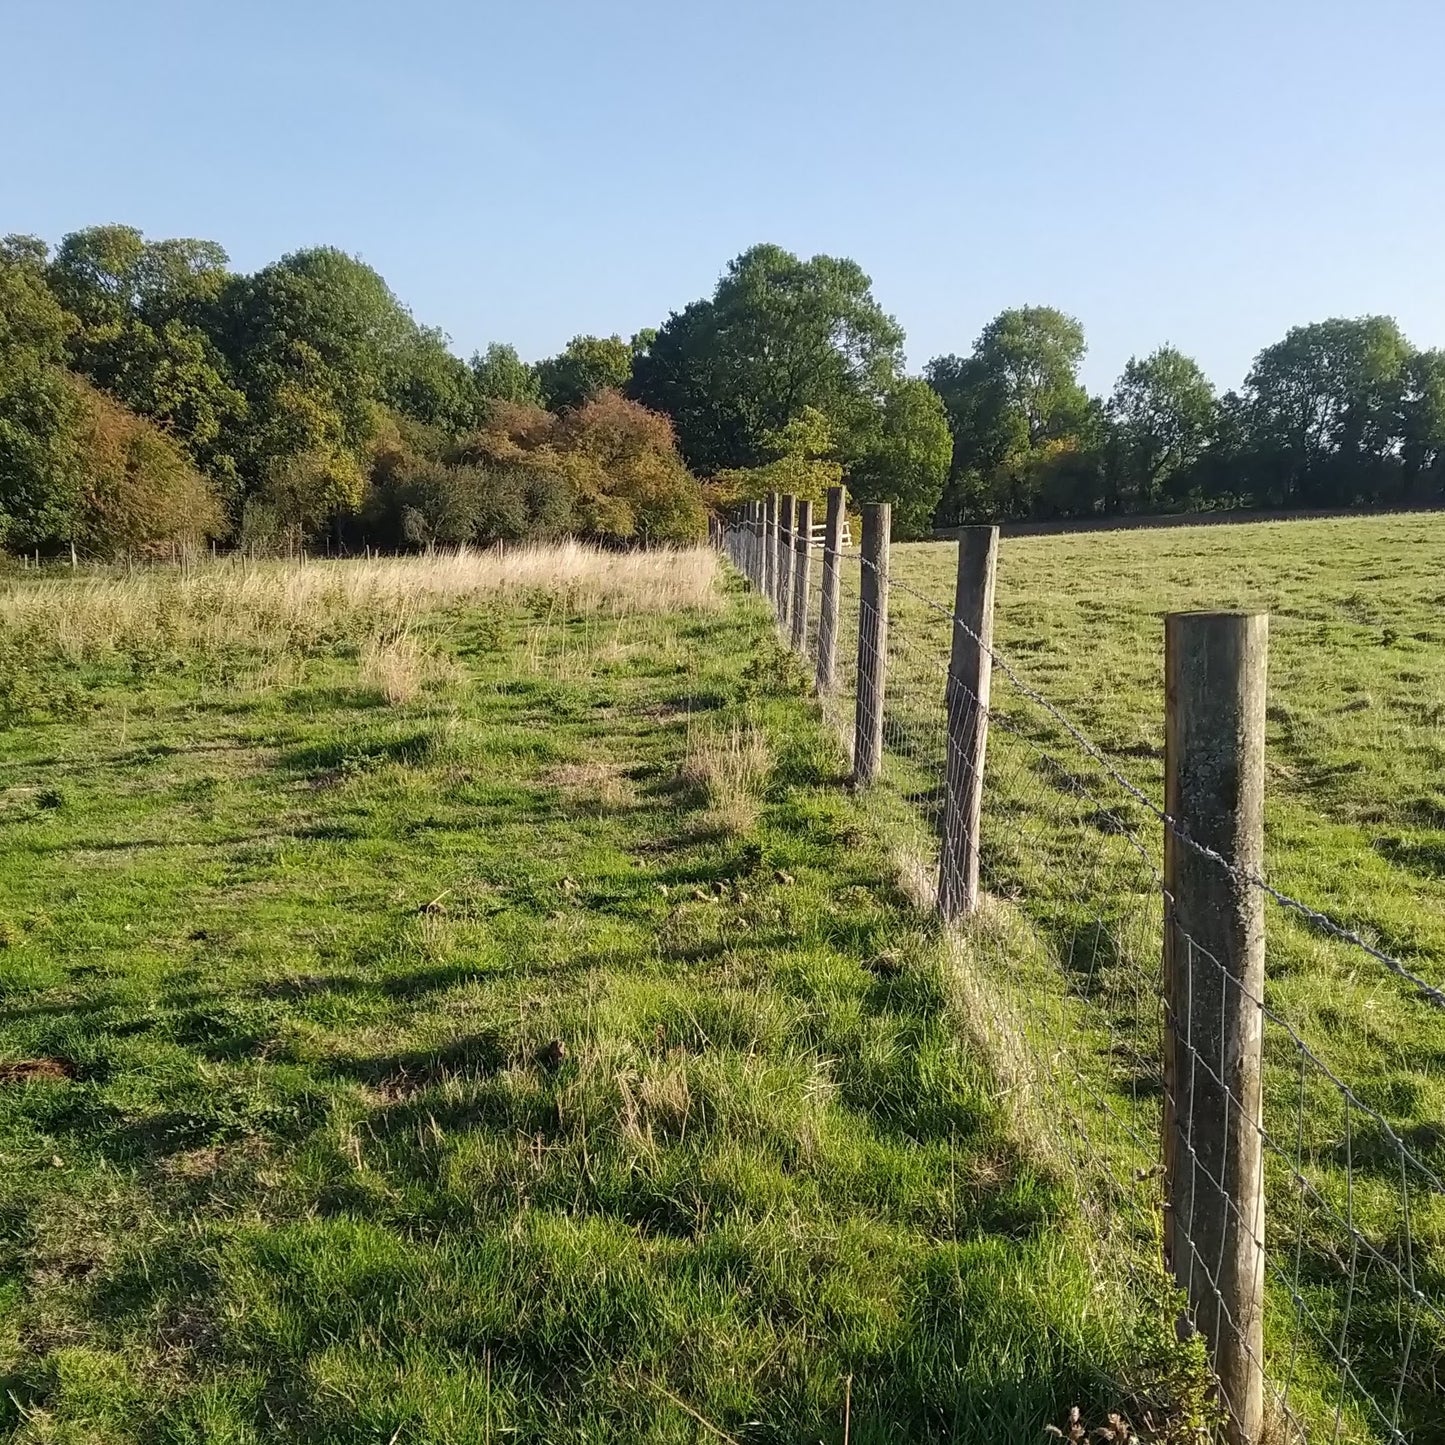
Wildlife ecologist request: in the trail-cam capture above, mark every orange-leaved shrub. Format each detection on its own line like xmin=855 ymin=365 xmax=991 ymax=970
xmin=70 ymin=378 xmax=226 ymax=557
xmin=449 ymin=390 xmax=704 ymax=545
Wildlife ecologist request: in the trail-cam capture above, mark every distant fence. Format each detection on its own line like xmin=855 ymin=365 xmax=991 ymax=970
xmin=934 ymin=502 xmax=1445 ymax=541
xmin=714 ymin=491 xmax=1442 ymax=1445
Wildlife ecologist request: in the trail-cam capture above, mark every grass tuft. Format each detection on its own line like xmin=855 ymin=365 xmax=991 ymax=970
xmin=358 ymin=630 xmax=455 ymax=706
xmin=680 ymin=722 xmax=773 ymax=835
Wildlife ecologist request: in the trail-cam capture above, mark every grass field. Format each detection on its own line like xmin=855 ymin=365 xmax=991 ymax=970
xmin=0 ymin=549 xmax=1204 ymax=1443
xmin=810 ymin=514 xmax=1445 ymax=1443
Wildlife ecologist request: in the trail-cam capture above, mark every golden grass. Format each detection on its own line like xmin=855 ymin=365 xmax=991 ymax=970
xmin=542 ymin=761 xmax=635 ymax=815
xmin=358 ymin=632 xmax=458 ymax=707
xmin=0 ymin=544 xmax=720 ymax=663
xmin=680 ymin=723 xmax=773 ymax=835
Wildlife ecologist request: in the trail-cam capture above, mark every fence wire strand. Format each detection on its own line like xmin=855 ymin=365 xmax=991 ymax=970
xmin=720 ymin=515 xmax=1443 ymax=1444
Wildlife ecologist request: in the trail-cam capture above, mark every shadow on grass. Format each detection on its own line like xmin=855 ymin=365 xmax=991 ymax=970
xmin=323 ymin=1031 xmax=509 ymax=1093
xmin=282 ymin=730 xmax=437 ymax=775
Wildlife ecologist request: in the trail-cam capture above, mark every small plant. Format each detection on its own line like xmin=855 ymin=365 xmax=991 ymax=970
xmin=680 ymin=722 xmax=773 ymax=834
xmin=359 ymin=631 xmax=458 ymax=706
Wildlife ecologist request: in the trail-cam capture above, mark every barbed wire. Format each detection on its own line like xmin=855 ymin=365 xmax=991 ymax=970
xmin=718 ymin=516 xmax=1442 ymax=1444
xmin=884 ymin=570 xmax=1445 ymax=1012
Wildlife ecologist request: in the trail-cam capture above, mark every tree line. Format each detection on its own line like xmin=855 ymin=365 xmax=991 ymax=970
xmin=0 ymin=228 xmax=706 ymax=558
xmin=925 ymin=308 xmax=1445 ymax=526
xmin=2 ymin=226 xmax=1441 ymax=558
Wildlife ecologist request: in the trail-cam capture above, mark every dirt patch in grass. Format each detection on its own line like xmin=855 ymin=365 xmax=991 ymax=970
xmin=0 ymin=1058 xmax=76 ymax=1084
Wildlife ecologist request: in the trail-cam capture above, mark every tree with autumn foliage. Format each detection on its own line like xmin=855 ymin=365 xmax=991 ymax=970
xmin=556 ymin=390 xmax=705 ymax=543
xmin=69 ymin=377 xmax=227 ymax=557
xmin=373 ymin=391 xmax=702 ymax=549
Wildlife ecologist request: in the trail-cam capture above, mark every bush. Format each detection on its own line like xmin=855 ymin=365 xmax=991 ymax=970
xmin=361 ymin=451 xmax=573 ymax=551
xmin=451 ymin=400 xmax=559 ymax=467
xmin=70 ymin=379 xmax=227 ymax=557
xmin=364 ymin=391 xmax=703 ymax=550
xmin=554 ymin=390 xmax=705 ymax=544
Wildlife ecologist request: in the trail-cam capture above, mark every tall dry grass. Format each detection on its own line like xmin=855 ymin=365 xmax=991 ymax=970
xmin=680 ymin=723 xmax=774 ymax=835
xmin=0 ymin=544 xmax=719 ymax=663
xmin=359 ymin=631 xmax=463 ymax=706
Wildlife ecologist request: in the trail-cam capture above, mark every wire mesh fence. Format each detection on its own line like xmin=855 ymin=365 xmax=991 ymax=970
xmin=718 ymin=499 xmax=1442 ymax=1445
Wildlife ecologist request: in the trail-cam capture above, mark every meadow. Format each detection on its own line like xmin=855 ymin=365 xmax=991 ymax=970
xmin=3 ymin=514 xmax=1441 ymax=1444
xmin=809 ymin=513 xmax=1445 ymax=1443
xmin=0 ymin=549 xmax=1201 ymax=1444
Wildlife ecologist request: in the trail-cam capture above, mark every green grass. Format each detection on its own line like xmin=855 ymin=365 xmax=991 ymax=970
xmin=0 ymin=555 xmax=1201 ymax=1443
xmin=825 ymin=514 xmax=1445 ymax=1443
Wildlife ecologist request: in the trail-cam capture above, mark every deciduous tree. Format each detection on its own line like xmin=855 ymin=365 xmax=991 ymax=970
xmin=0 ymin=236 xmax=85 ymax=549
xmin=70 ymin=377 xmax=227 ymax=557
xmin=1239 ymin=316 xmax=1411 ymax=505
xmin=536 ymin=334 xmax=632 ymax=410
xmin=46 ymin=225 xmax=246 ymax=492
xmin=631 ymin=244 xmax=905 ymax=475
xmin=471 ymin=342 xmax=541 ymax=405
xmin=927 ymin=306 xmax=1091 ymax=522
xmin=1105 ymin=346 xmax=1217 ymax=510
xmin=848 ymin=378 xmax=953 ymax=537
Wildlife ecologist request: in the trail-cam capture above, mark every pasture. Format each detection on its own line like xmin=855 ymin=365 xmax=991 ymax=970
xmin=0 ymin=549 xmax=1192 ymax=1443
xmin=2 ymin=513 xmax=1441 ymax=1444
xmin=821 ymin=513 xmax=1445 ymax=1442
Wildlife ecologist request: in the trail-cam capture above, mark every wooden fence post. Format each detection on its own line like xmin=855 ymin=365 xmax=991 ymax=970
xmin=816 ymin=486 xmax=846 ymax=694
xmin=764 ymin=493 xmax=779 ymax=603
xmin=852 ymin=503 xmax=890 ymax=785
xmin=790 ymin=498 xmax=812 ymax=652
xmin=937 ymin=526 xmax=998 ymax=919
xmin=1162 ymin=611 xmax=1268 ymax=1445
xmin=777 ymin=494 xmax=795 ymax=630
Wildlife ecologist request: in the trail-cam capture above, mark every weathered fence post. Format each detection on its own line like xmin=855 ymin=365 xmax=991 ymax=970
xmin=816 ymin=486 xmax=846 ymax=694
xmin=852 ymin=503 xmax=890 ymax=785
xmin=777 ymin=494 xmax=796 ymax=631
xmin=764 ymin=493 xmax=779 ymax=603
xmin=790 ymin=498 xmax=812 ymax=653
xmin=937 ymin=526 xmax=999 ymax=919
xmin=1162 ymin=612 xmax=1268 ymax=1445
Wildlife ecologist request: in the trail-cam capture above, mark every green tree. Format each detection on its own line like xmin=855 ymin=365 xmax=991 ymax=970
xmin=1401 ymin=348 xmax=1445 ymax=503
xmin=848 ymin=378 xmax=953 ymax=536
xmin=631 ymin=244 xmax=905 ymax=474
xmin=1239 ymin=316 xmax=1411 ymax=505
xmin=218 ymin=247 xmax=420 ymax=509
xmin=471 ymin=342 xmax=542 ymax=405
xmin=1104 ymin=346 xmax=1217 ymax=510
xmin=927 ymin=306 xmax=1091 ymax=522
xmin=705 ymin=406 xmax=844 ymax=511
xmin=535 ymin=334 xmax=633 ymax=410
xmin=0 ymin=236 xmax=85 ymax=549
xmin=46 ymin=226 xmax=231 ymax=330
xmin=387 ymin=325 xmax=475 ymax=431
xmin=45 ymin=225 xmax=246 ymax=492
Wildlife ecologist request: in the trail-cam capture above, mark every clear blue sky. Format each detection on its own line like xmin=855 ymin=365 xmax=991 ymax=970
xmin=6 ymin=0 xmax=1443 ymax=393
